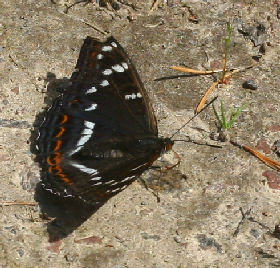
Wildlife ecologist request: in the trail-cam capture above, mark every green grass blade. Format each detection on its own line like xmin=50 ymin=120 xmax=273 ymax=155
xmin=220 ymin=100 xmax=227 ymax=128
xmin=227 ymin=106 xmax=243 ymax=128
xmin=212 ymin=103 xmax=223 ymax=127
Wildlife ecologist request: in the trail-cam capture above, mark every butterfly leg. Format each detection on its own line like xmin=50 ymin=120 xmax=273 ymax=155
xmin=162 ymin=149 xmax=181 ymax=171
xmin=138 ymin=178 xmax=161 ymax=203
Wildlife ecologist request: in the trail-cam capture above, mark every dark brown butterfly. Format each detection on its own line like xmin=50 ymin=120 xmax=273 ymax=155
xmin=37 ymin=36 xmax=173 ymax=204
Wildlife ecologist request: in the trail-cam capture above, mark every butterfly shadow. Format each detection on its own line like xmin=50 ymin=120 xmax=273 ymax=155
xmin=31 ymin=72 xmax=101 ymax=242
xmin=34 ymin=184 xmax=100 ymax=242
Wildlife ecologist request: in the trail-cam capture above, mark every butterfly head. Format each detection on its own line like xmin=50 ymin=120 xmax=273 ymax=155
xmin=162 ymin=138 xmax=174 ymax=152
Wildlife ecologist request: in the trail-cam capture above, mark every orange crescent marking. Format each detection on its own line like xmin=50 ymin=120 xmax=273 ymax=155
xmin=47 ymin=156 xmax=73 ymax=185
xmin=91 ymin=51 xmax=97 ymax=58
xmin=48 ymin=166 xmax=55 ymax=173
xmin=53 ymin=152 xmax=62 ymax=164
xmin=89 ymin=51 xmax=98 ymax=68
xmin=46 ymin=152 xmax=61 ymax=166
xmin=54 ymin=166 xmax=73 ymax=185
xmin=55 ymin=127 xmax=66 ymax=138
xmin=53 ymin=140 xmax=63 ymax=152
xmin=60 ymin=114 xmax=68 ymax=124
xmin=69 ymin=99 xmax=79 ymax=105
xmin=52 ymin=154 xmax=73 ymax=184
xmin=47 ymin=156 xmax=56 ymax=166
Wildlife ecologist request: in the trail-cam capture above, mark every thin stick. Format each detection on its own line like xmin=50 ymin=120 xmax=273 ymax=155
xmin=1 ymin=201 xmax=37 ymax=206
xmin=169 ymin=96 xmax=217 ymax=139
xmin=83 ymin=21 xmax=109 ymax=35
xmin=149 ymin=0 xmax=161 ymax=14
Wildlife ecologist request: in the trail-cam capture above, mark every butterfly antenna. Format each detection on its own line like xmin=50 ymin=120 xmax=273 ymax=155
xmin=169 ymin=96 xmax=218 ymax=140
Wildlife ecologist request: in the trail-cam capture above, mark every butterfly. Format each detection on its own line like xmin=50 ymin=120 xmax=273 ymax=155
xmin=37 ymin=36 xmax=174 ymax=204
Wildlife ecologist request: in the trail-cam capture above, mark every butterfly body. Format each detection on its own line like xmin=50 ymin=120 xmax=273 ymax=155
xmin=37 ymin=36 xmax=173 ymax=204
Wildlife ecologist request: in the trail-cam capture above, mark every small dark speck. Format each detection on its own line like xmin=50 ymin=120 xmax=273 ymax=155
xmin=4 ymin=226 xmax=17 ymax=235
xmin=17 ymin=249 xmax=24 ymax=257
xmin=242 ymin=80 xmax=258 ymax=90
xmin=197 ymin=234 xmax=222 ymax=253
xmin=141 ymin=232 xmax=160 ymax=241
xmin=252 ymin=55 xmax=262 ymax=61
xmin=250 ymin=228 xmax=260 ymax=238
xmin=259 ymin=44 xmax=266 ymax=54
xmin=272 ymin=224 xmax=280 ymax=239
xmin=277 ymin=4 xmax=280 ymax=19
xmin=2 ymin=99 xmax=9 ymax=105
xmin=112 ymin=2 xmax=120 ymax=10
xmin=273 ymin=140 xmax=280 ymax=156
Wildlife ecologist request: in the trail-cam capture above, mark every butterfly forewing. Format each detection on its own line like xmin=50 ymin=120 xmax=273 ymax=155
xmin=71 ymin=36 xmax=158 ymax=136
xmin=38 ymin=36 xmax=168 ymax=204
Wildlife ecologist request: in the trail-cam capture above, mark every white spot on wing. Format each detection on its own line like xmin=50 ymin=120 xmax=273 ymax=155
xmin=92 ymin=181 xmax=102 ymax=186
xmin=100 ymin=80 xmax=109 ymax=87
xmin=112 ymin=64 xmax=125 ymax=73
xmin=121 ymin=62 xmax=128 ymax=69
xmin=105 ymin=180 xmax=116 ymax=185
xmin=90 ymin=177 xmax=101 ymax=181
xmin=85 ymin=121 xmax=95 ymax=129
xmin=85 ymin=103 xmax=97 ymax=111
xmin=71 ymin=162 xmax=98 ymax=175
xmin=125 ymin=92 xmax=142 ymax=100
xmin=130 ymin=163 xmax=147 ymax=171
xmin=70 ymin=135 xmax=91 ymax=155
xmin=102 ymin=46 xmax=112 ymax=52
xmin=111 ymin=188 xmax=121 ymax=193
xmin=111 ymin=42 xmax=117 ymax=47
xmin=86 ymin=87 xmax=97 ymax=94
xmin=69 ymin=121 xmax=95 ymax=155
xmin=97 ymin=54 xmax=103 ymax=60
xmin=82 ymin=128 xmax=93 ymax=135
xmin=103 ymin=69 xmax=113 ymax=75
xmin=121 ymin=175 xmax=136 ymax=182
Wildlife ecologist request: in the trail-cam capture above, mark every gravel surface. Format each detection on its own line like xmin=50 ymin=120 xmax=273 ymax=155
xmin=1 ymin=1 xmax=280 ymax=267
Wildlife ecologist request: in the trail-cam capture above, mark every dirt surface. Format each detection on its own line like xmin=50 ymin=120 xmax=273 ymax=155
xmin=1 ymin=0 xmax=280 ymax=267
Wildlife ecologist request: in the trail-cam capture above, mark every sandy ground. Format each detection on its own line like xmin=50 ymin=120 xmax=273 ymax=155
xmin=1 ymin=0 xmax=280 ymax=267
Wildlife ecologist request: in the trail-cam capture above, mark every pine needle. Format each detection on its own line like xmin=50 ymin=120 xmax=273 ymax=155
xmin=196 ymin=81 xmax=219 ymax=113
xmin=231 ymin=140 xmax=280 ymax=171
xmin=243 ymin=145 xmax=280 ymax=171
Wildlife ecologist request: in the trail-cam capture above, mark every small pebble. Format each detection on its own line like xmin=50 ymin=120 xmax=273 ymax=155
xmin=242 ymin=80 xmax=258 ymax=90
xmin=174 ymin=235 xmax=182 ymax=243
